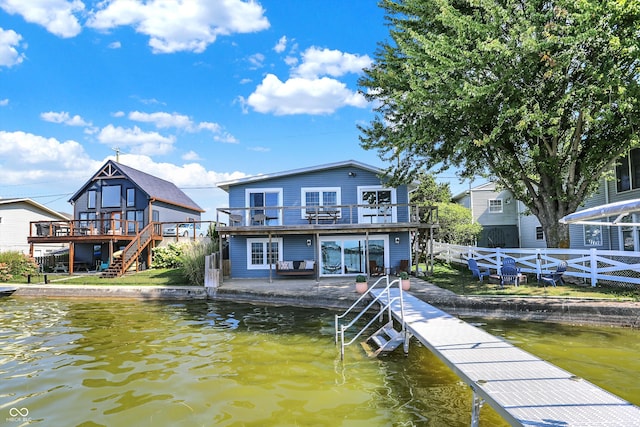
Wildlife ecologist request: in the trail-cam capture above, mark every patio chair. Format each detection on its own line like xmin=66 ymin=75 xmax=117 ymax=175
xmin=538 ymin=262 xmax=567 ymax=287
xmin=369 ymin=260 xmax=384 ymax=276
xmin=397 ymin=259 xmax=409 ymax=274
xmin=502 ymin=257 xmax=522 ymax=274
xmin=467 ymin=259 xmax=490 ymax=282
xmin=499 ymin=265 xmax=520 ymax=288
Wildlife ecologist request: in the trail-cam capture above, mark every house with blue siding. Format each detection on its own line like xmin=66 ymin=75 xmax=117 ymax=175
xmin=28 ymin=160 xmax=204 ymax=275
xmin=215 ymin=160 xmax=437 ymax=280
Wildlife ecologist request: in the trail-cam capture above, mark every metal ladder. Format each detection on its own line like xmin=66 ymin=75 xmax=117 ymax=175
xmin=335 ymin=276 xmax=411 ymax=359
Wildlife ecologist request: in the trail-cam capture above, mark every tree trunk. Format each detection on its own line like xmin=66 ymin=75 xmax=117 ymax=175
xmin=539 ymin=216 xmax=570 ymax=248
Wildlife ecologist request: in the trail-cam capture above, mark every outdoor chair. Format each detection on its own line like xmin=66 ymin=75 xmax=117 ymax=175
xmin=369 ymin=260 xmax=384 ymax=276
xmin=467 ymin=259 xmax=491 ymax=282
xmin=538 ymin=262 xmax=567 ymax=287
xmin=499 ymin=265 xmax=520 ymax=288
xmin=502 ymin=257 xmax=522 ymax=274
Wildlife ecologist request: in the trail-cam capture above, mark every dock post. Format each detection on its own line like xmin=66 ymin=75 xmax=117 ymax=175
xmin=470 ymin=390 xmax=484 ymax=427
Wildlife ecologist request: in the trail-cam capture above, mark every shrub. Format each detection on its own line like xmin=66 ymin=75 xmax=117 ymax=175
xmin=151 ymin=243 xmax=185 ymax=269
xmin=0 ymin=251 xmax=39 ymax=281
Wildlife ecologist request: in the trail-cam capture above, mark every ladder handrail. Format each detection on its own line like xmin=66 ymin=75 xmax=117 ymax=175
xmin=335 ymin=275 xmax=406 ymax=359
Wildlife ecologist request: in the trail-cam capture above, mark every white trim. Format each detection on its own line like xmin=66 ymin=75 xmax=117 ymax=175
xmin=488 ymin=198 xmax=503 ymax=213
xmin=357 ymin=186 xmax=397 ymax=223
xmin=246 ymin=237 xmax=283 ymax=270
xmin=318 ymin=234 xmax=389 ymax=277
xmin=244 ymin=187 xmax=283 ymax=225
xmin=300 ymin=187 xmax=342 ymax=218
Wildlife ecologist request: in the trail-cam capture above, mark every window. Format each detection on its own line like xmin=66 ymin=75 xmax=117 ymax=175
xmin=87 ymin=190 xmax=96 ymax=209
xmin=358 ymin=186 xmax=396 ymax=223
xmin=102 ymin=185 xmax=121 ymax=208
xmin=535 ymin=227 xmax=544 ymax=240
xmin=488 ymin=199 xmax=503 ymax=213
xmin=319 ymin=235 xmax=389 ymax=276
xmin=246 ymin=188 xmax=281 ymax=225
xmin=79 ymin=212 xmax=97 ymax=228
xmin=246 ymin=238 xmax=282 ymax=269
xmin=126 ymin=210 xmax=144 ymax=233
xmin=126 ymin=188 xmax=135 ymax=207
xmin=616 ymin=149 xmax=640 ymax=192
xmin=302 ymin=187 xmax=340 ymax=216
xmin=584 ymin=224 xmax=602 ymax=246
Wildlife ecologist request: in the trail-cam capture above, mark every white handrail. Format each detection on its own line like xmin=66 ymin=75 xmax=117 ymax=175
xmin=335 ymin=275 xmax=406 ymax=359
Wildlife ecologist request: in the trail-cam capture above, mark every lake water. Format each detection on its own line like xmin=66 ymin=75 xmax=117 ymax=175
xmin=1 ymin=298 xmax=638 ymax=426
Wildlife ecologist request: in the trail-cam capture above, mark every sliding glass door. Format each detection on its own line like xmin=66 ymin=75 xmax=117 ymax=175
xmin=319 ymin=235 xmax=388 ymax=276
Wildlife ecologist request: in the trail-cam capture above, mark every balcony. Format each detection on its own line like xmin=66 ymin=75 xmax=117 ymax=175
xmin=27 ymin=219 xmax=164 ymax=244
xmin=216 ymin=203 xmax=437 ymax=235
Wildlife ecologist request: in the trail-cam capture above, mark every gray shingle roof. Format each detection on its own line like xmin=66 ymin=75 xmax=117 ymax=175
xmin=70 ymin=161 xmax=203 ymax=212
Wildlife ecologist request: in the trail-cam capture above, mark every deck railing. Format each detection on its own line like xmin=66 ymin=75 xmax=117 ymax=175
xmin=216 ymin=203 xmax=437 ymax=227
xmin=434 ymin=242 xmax=640 ymax=288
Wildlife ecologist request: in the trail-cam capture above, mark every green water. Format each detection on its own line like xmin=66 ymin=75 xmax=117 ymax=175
xmin=0 ymin=299 xmax=638 ymax=426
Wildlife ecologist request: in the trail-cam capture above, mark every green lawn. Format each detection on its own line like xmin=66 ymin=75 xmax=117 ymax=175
xmin=15 ymin=269 xmax=189 ymax=286
xmin=424 ymin=262 xmax=640 ymax=301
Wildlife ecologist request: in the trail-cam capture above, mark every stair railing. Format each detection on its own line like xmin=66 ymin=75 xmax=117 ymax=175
xmin=335 ymin=275 xmax=406 ymax=359
xmin=119 ymin=222 xmax=155 ymax=276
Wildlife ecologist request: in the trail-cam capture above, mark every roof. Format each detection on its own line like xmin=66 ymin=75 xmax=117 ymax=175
xmin=559 ymin=198 xmax=640 ymax=227
xmin=69 ymin=160 xmax=204 ymax=212
xmin=217 ymin=160 xmax=387 ymax=192
xmin=0 ymin=198 xmax=70 ymax=220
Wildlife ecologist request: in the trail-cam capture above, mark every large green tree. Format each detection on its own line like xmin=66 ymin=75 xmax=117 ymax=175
xmin=359 ymin=0 xmax=640 ymax=247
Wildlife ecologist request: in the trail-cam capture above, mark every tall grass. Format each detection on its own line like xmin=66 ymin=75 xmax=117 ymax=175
xmin=180 ymin=239 xmax=218 ymax=286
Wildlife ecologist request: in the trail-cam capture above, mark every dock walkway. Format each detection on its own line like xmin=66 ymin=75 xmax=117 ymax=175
xmin=372 ymin=288 xmax=640 ymax=426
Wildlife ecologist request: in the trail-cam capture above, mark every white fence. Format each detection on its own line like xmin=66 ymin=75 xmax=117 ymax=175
xmin=433 ymin=242 xmax=640 ymax=288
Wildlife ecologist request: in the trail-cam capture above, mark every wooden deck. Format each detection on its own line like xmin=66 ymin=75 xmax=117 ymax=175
xmin=372 ymin=289 xmax=640 ymax=426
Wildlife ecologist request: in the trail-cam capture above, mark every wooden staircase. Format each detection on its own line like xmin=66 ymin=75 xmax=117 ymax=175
xmin=100 ymin=223 xmax=156 ymax=278
xmin=361 ymin=321 xmax=407 ymax=357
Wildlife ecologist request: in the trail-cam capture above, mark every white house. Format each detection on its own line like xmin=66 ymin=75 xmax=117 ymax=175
xmin=0 ymin=198 xmax=70 ymax=256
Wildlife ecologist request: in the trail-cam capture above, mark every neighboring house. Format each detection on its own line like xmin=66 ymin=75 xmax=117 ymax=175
xmin=215 ymin=160 xmax=437 ymax=279
xmin=453 ymin=182 xmax=527 ymax=248
xmin=28 ymin=160 xmax=204 ymax=275
xmin=0 ymin=198 xmax=70 ymax=256
xmin=567 ymin=148 xmax=640 ymax=251
xmin=454 ymin=148 xmax=640 ymax=251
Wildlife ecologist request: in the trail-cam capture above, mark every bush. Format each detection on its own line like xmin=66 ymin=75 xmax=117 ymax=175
xmin=151 ymin=243 xmax=185 ymax=269
xmin=0 ymin=251 xmax=39 ymax=282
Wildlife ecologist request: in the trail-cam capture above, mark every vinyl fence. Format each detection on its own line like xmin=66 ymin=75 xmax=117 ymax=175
xmin=433 ymin=242 xmax=640 ymax=288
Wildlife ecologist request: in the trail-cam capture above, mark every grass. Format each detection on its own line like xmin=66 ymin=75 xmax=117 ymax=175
xmin=14 ymin=268 xmax=189 ymax=286
xmin=424 ymin=262 xmax=640 ymax=301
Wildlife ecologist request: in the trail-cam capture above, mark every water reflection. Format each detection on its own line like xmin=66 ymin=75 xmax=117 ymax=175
xmin=0 ymin=298 xmax=637 ymax=426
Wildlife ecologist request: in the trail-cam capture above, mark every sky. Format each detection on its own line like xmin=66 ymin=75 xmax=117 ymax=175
xmin=0 ymin=0 xmax=471 ymax=220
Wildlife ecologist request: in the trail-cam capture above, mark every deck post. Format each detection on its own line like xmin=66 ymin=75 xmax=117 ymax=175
xmin=470 ymin=390 xmax=484 ymax=427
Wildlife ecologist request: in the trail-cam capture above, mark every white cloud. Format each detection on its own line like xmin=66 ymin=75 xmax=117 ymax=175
xmin=87 ymin=0 xmax=270 ymax=54
xmin=247 ymin=53 xmax=264 ymax=69
xmin=96 ymin=124 xmax=175 ymax=155
xmin=108 ymin=41 xmax=121 ymax=49
xmin=0 ymin=99 xmax=8 ymax=106
xmin=182 ymin=150 xmax=201 ymax=161
xmin=41 ymin=111 xmax=92 ymax=126
xmin=0 ymin=0 xmax=84 ymax=38
xmin=274 ymin=35 xmax=287 ymax=53
xmin=0 ymin=130 xmax=95 ymax=172
xmin=129 ymin=111 xmax=193 ymax=129
xmin=0 ymin=27 xmax=25 ymax=67
xmin=247 ymin=74 xmax=367 ymax=115
xmin=293 ymin=47 xmax=372 ymax=79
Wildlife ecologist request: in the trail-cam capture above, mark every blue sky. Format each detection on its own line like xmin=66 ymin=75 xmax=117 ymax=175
xmin=0 ymin=0 xmax=469 ymax=219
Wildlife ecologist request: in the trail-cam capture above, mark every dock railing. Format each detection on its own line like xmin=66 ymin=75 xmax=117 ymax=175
xmin=334 ymin=275 xmax=406 ymax=360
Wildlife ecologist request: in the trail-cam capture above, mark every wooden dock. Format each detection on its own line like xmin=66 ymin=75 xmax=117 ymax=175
xmin=371 ymin=289 xmax=640 ymax=426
